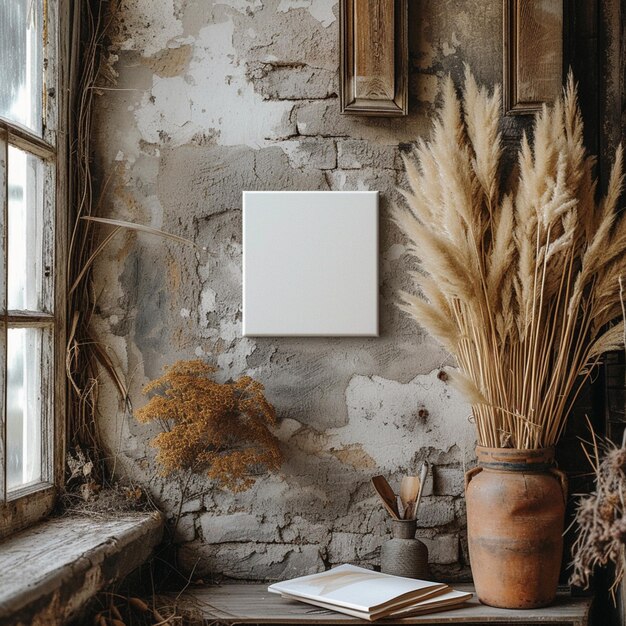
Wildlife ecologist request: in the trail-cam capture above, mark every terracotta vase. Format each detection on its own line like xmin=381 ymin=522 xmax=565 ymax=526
xmin=465 ymin=446 xmax=567 ymax=609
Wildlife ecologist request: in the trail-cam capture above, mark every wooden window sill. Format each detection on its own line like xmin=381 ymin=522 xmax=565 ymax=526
xmin=0 ymin=511 xmax=163 ymax=625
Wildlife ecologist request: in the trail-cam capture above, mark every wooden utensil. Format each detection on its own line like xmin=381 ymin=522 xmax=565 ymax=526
xmin=399 ymin=475 xmax=420 ymax=520
xmin=413 ymin=461 xmax=429 ymax=518
xmin=371 ymin=475 xmax=400 ymax=519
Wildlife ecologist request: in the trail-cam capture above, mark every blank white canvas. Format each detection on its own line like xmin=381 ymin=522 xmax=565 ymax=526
xmin=242 ymin=191 xmax=379 ymax=337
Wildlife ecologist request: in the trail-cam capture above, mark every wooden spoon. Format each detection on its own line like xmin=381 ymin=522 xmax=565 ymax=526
xmin=400 ymin=475 xmax=421 ymax=520
xmin=413 ymin=462 xmax=430 ymax=519
xmin=371 ymin=475 xmax=400 ymax=519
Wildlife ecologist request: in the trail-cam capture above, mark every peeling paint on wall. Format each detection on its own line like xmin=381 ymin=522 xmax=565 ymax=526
xmin=277 ymin=0 xmax=337 ymax=27
xmin=109 ymin=0 xmax=184 ymax=57
xmin=93 ymin=0 xmax=505 ymax=581
xmin=135 ymin=19 xmax=294 ymax=147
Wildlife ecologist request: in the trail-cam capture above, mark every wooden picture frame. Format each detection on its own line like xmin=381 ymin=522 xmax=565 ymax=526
xmin=340 ymin=0 xmax=408 ymax=117
xmin=503 ymin=0 xmax=564 ymax=115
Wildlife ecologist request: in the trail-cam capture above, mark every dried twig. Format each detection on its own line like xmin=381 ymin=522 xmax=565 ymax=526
xmin=569 ymin=432 xmax=626 ymax=594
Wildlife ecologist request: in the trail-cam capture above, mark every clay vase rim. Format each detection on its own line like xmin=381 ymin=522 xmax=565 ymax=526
xmin=475 ymin=446 xmax=555 ymax=471
xmin=390 ymin=518 xmax=417 ymax=539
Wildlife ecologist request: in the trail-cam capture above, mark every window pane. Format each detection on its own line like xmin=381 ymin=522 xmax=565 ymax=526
xmin=0 ymin=0 xmax=43 ymax=133
xmin=8 ymin=145 xmax=43 ymax=312
xmin=7 ymin=327 xmax=43 ymax=491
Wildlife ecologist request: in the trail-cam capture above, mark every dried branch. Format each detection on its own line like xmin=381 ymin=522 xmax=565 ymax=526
xmin=136 ymin=360 xmax=283 ymax=493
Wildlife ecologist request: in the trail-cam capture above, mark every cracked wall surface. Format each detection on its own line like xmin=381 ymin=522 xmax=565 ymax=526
xmin=93 ymin=0 xmax=507 ymax=581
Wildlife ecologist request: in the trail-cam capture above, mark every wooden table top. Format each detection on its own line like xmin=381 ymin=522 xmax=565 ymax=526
xmin=175 ymin=583 xmax=593 ymax=625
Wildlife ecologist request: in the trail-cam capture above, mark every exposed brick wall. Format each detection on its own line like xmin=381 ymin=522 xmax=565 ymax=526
xmin=92 ymin=0 xmax=507 ymax=582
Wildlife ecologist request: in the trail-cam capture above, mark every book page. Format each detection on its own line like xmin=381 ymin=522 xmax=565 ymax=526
xmin=268 ymin=564 xmax=445 ymax=612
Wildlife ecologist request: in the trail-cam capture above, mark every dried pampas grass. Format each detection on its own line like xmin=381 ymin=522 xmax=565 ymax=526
xmin=395 ymin=68 xmax=625 ymax=449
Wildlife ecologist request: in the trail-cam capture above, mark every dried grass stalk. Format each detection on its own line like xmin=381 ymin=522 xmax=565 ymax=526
xmin=395 ymin=68 xmax=625 ymax=449
xmin=66 ymin=0 xmax=115 ymax=477
xmin=66 ymin=1 xmax=197 ymax=480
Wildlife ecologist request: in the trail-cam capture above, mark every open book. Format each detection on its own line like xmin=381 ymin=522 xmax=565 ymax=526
xmin=268 ymin=564 xmax=472 ymax=621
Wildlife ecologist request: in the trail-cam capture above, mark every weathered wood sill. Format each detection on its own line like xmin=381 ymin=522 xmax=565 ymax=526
xmin=173 ymin=584 xmax=593 ymax=625
xmin=0 ymin=512 xmax=163 ymax=626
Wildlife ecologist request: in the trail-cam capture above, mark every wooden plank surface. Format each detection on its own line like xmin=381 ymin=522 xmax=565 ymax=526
xmin=175 ymin=583 xmax=592 ymax=625
xmin=515 ymin=0 xmax=563 ymax=102
xmin=354 ymin=0 xmax=395 ymax=101
xmin=504 ymin=0 xmax=564 ymax=114
xmin=0 ymin=512 xmax=163 ymax=623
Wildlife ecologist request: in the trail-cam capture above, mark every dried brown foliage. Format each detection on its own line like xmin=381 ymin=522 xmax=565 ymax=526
xmin=135 ymin=360 xmax=283 ymax=492
xmin=395 ymin=68 xmax=625 ymax=448
xmin=570 ymin=428 xmax=626 ymax=592
xmin=91 ymin=591 xmax=188 ymax=626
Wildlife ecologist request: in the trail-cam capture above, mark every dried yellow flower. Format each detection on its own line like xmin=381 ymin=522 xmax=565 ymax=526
xmin=135 ymin=360 xmax=283 ymax=491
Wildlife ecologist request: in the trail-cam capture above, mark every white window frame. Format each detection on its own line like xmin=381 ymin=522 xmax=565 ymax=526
xmin=0 ymin=0 xmax=67 ymax=537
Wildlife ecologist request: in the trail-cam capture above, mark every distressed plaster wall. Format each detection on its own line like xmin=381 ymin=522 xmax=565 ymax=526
xmin=93 ymin=0 xmax=506 ymax=581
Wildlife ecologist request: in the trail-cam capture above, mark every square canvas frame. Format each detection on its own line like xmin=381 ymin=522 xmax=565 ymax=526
xmin=242 ymin=191 xmax=379 ymax=337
